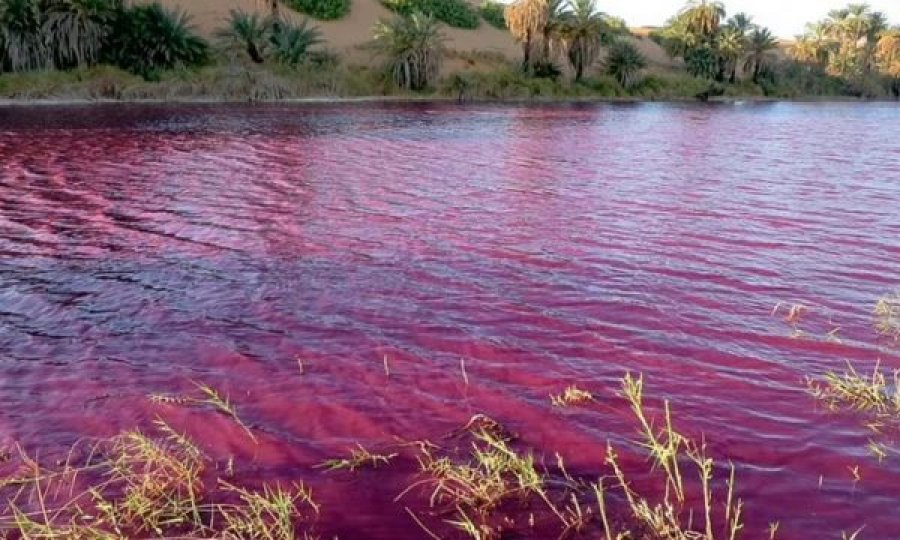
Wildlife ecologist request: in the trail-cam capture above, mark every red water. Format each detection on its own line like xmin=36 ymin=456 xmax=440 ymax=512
xmin=1 ymin=102 xmax=900 ymax=538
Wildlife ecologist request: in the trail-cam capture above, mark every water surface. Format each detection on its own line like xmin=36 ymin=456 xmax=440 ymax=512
xmin=1 ymin=102 xmax=899 ymax=538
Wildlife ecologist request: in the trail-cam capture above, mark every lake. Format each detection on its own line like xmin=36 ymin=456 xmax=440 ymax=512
xmin=1 ymin=102 xmax=899 ymax=538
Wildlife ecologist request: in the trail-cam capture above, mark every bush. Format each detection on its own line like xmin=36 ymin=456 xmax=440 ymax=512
xmin=382 ymin=0 xmax=480 ymax=29
xmin=478 ymin=0 xmax=505 ymax=29
xmin=104 ymin=3 xmax=208 ymax=79
xmin=629 ymin=73 xmax=709 ymax=99
xmin=287 ymin=0 xmax=351 ymax=21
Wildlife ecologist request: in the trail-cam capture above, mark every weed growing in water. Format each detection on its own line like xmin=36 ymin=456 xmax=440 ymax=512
xmin=0 ymin=421 xmax=318 ymax=539
xmin=318 ymin=444 xmax=399 ymax=472
xmin=550 ymin=385 xmax=595 ymax=407
xmin=874 ymin=292 xmax=900 ymax=342
xmin=807 ymin=361 xmax=900 ymax=415
xmin=149 ymin=381 xmax=256 ymax=442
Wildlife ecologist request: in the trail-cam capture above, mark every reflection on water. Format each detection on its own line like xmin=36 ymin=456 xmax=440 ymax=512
xmin=1 ymin=102 xmax=900 ymax=538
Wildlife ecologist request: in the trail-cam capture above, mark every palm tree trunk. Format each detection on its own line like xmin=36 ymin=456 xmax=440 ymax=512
xmin=752 ymin=60 xmax=760 ymax=84
xmin=729 ymin=62 xmax=736 ymax=83
xmin=521 ymin=30 xmax=532 ymax=71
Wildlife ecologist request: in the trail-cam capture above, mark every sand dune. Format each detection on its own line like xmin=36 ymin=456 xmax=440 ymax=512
xmin=161 ymin=0 xmax=674 ymax=69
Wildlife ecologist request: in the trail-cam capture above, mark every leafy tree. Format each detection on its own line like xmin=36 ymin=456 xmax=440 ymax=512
xmin=605 ymin=40 xmax=645 ymax=87
xmin=678 ymin=0 xmax=725 ymax=40
xmin=743 ymin=27 xmax=777 ymax=83
xmin=270 ymin=19 xmax=322 ymax=65
xmin=373 ymin=12 xmax=444 ymax=90
xmin=42 ymin=0 xmax=122 ymax=68
xmin=505 ymin=0 xmax=548 ymax=71
xmin=104 ymin=3 xmax=208 ymax=79
xmin=558 ymin=0 xmax=607 ymax=81
xmin=216 ymin=10 xmax=271 ymax=63
xmin=0 ymin=0 xmax=47 ymax=71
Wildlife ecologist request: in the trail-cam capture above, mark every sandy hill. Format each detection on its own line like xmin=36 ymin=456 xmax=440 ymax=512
xmin=158 ymin=0 xmax=676 ymax=71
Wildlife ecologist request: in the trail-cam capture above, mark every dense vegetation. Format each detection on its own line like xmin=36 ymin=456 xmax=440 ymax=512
xmin=287 ymin=0 xmax=351 ymax=21
xmin=0 ymin=0 xmax=208 ymax=79
xmin=479 ymin=0 xmax=506 ymax=30
xmin=0 ymin=0 xmax=898 ymax=100
xmin=382 ymin=0 xmax=480 ymax=29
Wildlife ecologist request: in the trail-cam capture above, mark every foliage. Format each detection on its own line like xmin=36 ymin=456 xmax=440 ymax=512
xmin=104 ymin=3 xmax=208 ymax=79
xmin=216 ymin=9 xmax=322 ymax=66
xmin=605 ymin=39 xmax=645 ymax=87
xmin=478 ymin=0 xmax=505 ymax=30
xmin=505 ymin=0 xmax=548 ymax=70
xmin=288 ymin=0 xmax=351 ymax=21
xmin=684 ymin=44 xmax=717 ymax=78
xmin=373 ymin=12 xmax=445 ymax=90
xmin=42 ymin=0 xmax=122 ymax=68
xmin=382 ymin=0 xmax=480 ymax=29
xmin=271 ymin=19 xmax=323 ymax=65
xmin=558 ymin=0 xmax=607 ymax=81
xmin=0 ymin=0 xmax=47 ymax=71
xmin=743 ymin=26 xmax=777 ymax=83
xmin=678 ymin=0 xmax=725 ymax=39
xmin=792 ymin=3 xmax=893 ymax=85
xmin=216 ymin=9 xmax=271 ymax=63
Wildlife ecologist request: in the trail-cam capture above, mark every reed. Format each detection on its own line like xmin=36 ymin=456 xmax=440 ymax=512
xmin=150 ymin=381 xmax=257 ymax=442
xmin=807 ymin=361 xmax=900 ymax=415
xmin=0 ymin=421 xmax=318 ymax=539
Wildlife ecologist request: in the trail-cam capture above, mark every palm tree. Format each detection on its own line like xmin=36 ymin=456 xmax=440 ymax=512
xmin=373 ymin=12 xmax=445 ymax=91
xmin=876 ymin=27 xmax=900 ymax=75
xmin=678 ymin=0 xmax=725 ymax=40
xmin=725 ymin=12 xmax=754 ymax=36
xmin=270 ymin=19 xmax=321 ymax=65
xmin=605 ymin=40 xmax=645 ymax=87
xmin=216 ymin=9 xmax=271 ymax=63
xmin=42 ymin=0 xmax=122 ymax=68
xmin=744 ymin=27 xmax=777 ymax=83
xmin=559 ymin=0 xmax=606 ymax=81
xmin=0 ymin=0 xmax=48 ymax=71
xmin=876 ymin=27 xmax=900 ymax=97
xmin=505 ymin=0 xmax=549 ymax=71
xmin=716 ymin=26 xmax=744 ymax=82
xmin=539 ymin=0 xmax=566 ymax=62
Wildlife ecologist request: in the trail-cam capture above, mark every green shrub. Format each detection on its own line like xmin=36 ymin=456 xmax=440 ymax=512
xmin=0 ymin=0 xmax=47 ymax=71
xmin=630 ymin=73 xmax=709 ymax=98
xmin=104 ymin=3 xmax=208 ymax=79
xmin=605 ymin=40 xmax=646 ymax=88
xmin=271 ymin=19 xmax=323 ymax=65
xmin=287 ymin=0 xmax=351 ymax=21
xmin=478 ymin=0 xmax=505 ymax=29
xmin=382 ymin=0 xmax=480 ymax=29
xmin=577 ymin=75 xmax=624 ymax=97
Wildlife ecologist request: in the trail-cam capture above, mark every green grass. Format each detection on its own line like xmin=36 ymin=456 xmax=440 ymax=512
xmin=288 ymin=0 xmax=352 ymax=21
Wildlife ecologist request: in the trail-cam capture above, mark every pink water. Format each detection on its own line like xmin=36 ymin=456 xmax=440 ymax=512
xmin=1 ymin=102 xmax=900 ymax=538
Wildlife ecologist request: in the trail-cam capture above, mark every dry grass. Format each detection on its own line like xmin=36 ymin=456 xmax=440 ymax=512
xmin=807 ymin=361 xmax=900 ymax=416
xmin=318 ymin=445 xmax=398 ymax=472
xmin=874 ymin=292 xmax=900 ymax=342
xmin=150 ymin=382 xmax=256 ymax=442
xmin=550 ymin=386 xmax=595 ymax=407
xmin=0 ymin=421 xmax=318 ymax=539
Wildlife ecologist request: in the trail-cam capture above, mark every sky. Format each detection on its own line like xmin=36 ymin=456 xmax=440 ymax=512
xmin=599 ymin=0 xmax=900 ymax=38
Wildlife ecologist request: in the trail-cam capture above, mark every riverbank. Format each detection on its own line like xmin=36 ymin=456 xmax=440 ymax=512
xmin=2 ymin=63 xmax=891 ymax=106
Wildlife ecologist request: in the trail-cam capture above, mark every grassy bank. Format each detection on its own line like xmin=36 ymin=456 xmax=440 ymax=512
xmin=0 ymin=61 xmax=888 ymax=103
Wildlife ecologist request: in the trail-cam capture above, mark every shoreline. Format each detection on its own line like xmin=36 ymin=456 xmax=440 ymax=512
xmin=0 ymin=94 xmax=895 ymax=107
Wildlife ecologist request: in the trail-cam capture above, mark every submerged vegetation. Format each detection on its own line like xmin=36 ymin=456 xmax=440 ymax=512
xmin=1 ymin=288 xmax=897 ymax=537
